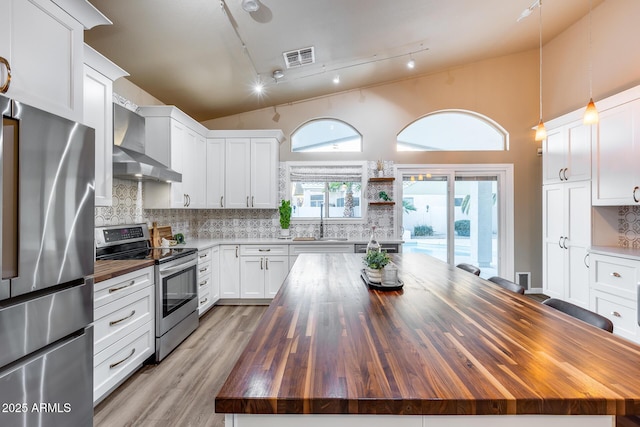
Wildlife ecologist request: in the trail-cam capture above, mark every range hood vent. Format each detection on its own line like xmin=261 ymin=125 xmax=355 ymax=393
xmin=112 ymin=103 xmax=182 ymax=183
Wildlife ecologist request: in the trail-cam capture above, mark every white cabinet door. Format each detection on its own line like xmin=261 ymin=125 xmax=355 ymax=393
xmin=542 ymin=184 xmax=565 ymax=299
xmin=592 ymin=101 xmax=640 ymax=205
xmin=250 ymin=138 xmax=278 ymax=208
xmin=206 ymin=138 xmax=225 ymax=208
xmin=240 ymin=257 xmax=266 ymax=298
xmin=542 ymin=182 xmax=591 ymax=307
xmin=564 ymin=182 xmax=591 ymax=308
xmin=220 ymin=245 xmax=240 ymax=298
xmin=170 ymin=120 xmax=186 ymax=208
xmin=183 ymin=131 xmax=206 ymax=208
xmin=265 ymin=256 xmax=289 ymax=297
xmin=210 ymin=246 xmax=221 ymax=303
xmin=542 ymin=120 xmax=591 ymax=184
xmin=0 ymin=0 xmax=85 ymax=122
xmin=83 ymin=65 xmax=113 ymax=207
xmin=225 ymin=138 xmax=251 ymax=208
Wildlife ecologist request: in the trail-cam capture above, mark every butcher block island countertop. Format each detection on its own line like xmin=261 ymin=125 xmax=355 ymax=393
xmin=216 ymin=253 xmax=640 ymax=426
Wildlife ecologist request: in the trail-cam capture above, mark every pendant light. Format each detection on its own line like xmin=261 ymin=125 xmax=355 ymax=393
xmin=534 ymin=0 xmax=546 ymax=141
xmin=583 ymin=0 xmax=599 ymax=124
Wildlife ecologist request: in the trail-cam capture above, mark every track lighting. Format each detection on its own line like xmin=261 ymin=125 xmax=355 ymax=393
xmin=333 ymin=75 xmax=340 ymax=84
xmin=407 ymin=56 xmax=415 ymax=69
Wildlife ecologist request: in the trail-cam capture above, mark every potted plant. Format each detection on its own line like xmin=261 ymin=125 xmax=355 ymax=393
xmin=278 ymin=199 xmax=292 ymax=237
xmin=363 ymin=250 xmax=390 ymax=283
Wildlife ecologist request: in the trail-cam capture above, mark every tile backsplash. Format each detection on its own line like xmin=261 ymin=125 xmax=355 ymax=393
xmin=94 ymin=161 xmax=396 ymax=240
xmin=618 ymin=205 xmax=640 ymax=248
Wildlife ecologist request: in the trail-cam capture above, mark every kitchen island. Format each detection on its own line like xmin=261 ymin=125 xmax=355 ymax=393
xmin=215 ymin=253 xmax=640 ymax=426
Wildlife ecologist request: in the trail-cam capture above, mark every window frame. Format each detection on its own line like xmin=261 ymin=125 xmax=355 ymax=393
xmin=290 ymin=118 xmax=363 ymax=153
xmin=285 ymin=161 xmax=368 ymax=224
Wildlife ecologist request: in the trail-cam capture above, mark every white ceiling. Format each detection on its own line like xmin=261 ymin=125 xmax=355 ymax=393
xmin=84 ymin=0 xmax=600 ymax=122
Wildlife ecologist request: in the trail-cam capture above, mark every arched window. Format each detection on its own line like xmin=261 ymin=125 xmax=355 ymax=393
xmin=397 ymin=110 xmax=508 ymax=152
xmin=291 ymin=118 xmax=362 ymax=152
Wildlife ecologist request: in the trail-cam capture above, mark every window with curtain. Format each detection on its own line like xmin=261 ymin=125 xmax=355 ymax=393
xmin=397 ymin=110 xmax=508 ymax=151
xmin=287 ymin=162 xmax=366 ymax=220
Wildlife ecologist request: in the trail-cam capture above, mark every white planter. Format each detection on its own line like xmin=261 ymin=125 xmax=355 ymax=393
xmin=365 ymin=267 xmax=383 ymax=283
xmin=280 ymin=228 xmax=290 ymax=237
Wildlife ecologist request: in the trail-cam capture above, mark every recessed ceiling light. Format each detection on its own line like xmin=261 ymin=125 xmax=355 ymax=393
xmin=407 ymin=58 xmax=415 ymax=69
xmin=333 ymin=75 xmax=340 ymax=84
xmin=241 ymin=0 xmax=259 ymax=13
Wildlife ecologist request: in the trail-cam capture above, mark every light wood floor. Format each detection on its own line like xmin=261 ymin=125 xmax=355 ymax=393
xmin=94 ymin=305 xmax=268 ymax=427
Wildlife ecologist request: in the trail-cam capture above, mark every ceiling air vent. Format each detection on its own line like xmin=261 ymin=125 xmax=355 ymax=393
xmin=283 ymin=47 xmax=315 ymax=69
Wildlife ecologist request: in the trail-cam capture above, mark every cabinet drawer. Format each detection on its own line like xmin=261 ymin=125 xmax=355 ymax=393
xmin=593 ymin=256 xmax=639 ymax=298
xmin=591 ymin=290 xmax=637 ymax=342
xmin=198 ymin=261 xmax=212 ymax=277
xmin=241 ymin=245 xmax=288 ymax=256
xmin=289 ymin=244 xmax=354 ymax=255
xmin=94 ymin=267 xmax=154 ymax=309
xmin=198 ymin=288 xmax=213 ymax=314
xmin=94 ymin=286 xmax=154 ymax=354
xmin=93 ymin=321 xmax=154 ymax=404
xmin=198 ymin=248 xmax=212 ymax=265
xmin=198 ymin=272 xmax=212 ymax=291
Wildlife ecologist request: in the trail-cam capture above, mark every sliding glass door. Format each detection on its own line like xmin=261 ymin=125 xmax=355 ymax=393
xmin=397 ymin=165 xmax=512 ymax=279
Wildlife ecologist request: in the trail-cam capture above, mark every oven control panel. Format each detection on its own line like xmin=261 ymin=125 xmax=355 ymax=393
xmin=95 ymin=224 xmax=150 ymax=248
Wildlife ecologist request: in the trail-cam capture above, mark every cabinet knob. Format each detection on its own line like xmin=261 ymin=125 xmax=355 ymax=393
xmin=611 ymin=311 xmax=622 ymax=318
xmin=0 ymin=56 xmax=11 ymax=93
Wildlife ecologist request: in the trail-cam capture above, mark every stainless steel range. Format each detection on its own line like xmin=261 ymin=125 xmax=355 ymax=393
xmin=95 ymin=224 xmax=199 ymax=362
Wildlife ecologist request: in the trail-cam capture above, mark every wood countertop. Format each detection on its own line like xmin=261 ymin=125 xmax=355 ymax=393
xmin=215 ymin=253 xmax=640 ymax=416
xmin=93 ymin=259 xmax=155 ymax=283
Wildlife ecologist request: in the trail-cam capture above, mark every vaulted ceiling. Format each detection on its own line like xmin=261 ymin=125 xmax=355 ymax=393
xmin=85 ymin=0 xmax=600 ymax=122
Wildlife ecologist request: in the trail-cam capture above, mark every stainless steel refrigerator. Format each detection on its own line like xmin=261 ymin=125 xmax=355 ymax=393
xmin=0 ymin=95 xmax=95 ymax=426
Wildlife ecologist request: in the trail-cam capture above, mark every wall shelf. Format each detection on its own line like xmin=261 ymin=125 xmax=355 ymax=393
xmin=369 ymin=177 xmax=395 ymax=182
xmin=369 ymin=201 xmax=395 ymax=206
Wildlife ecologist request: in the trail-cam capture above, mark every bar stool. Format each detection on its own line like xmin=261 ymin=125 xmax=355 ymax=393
xmin=456 ymin=263 xmax=481 ymax=276
xmin=542 ymin=298 xmax=613 ymax=333
xmin=487 ymin=276 xmax=525 ymax=295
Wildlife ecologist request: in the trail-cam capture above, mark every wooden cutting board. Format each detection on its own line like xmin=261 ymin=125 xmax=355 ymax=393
xmin=149 ymin=223 xmax=173 ymax=246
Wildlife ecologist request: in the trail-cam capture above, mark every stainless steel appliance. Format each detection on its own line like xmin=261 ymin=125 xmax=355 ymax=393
xmin=0 ymin=95 xmax=95 ymax=426
xmin=95 ymin=224 xmax=198 ymax=362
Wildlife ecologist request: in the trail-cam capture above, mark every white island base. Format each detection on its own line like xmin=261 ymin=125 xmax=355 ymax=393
xmin=225 ymin=414 xmax=613 ymax=427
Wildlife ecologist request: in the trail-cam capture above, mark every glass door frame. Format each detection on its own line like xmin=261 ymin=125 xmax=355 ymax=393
xmin=394 ymin=164 xmax=514 ymax=280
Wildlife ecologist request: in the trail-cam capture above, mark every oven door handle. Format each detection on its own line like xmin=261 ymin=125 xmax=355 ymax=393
xmin=158 ymin=258 xmax=198 ymax=277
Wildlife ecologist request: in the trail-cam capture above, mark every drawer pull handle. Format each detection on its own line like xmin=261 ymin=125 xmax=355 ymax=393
xmin=0 ymin=56 xmax=11 ymax=93
xmin=611 ymin=311 xmax=622 ymax=318
xmin=200 ymin=280 xmax=208 ymax=287
xmin=200 ymin=297 xmax=208 ymax=305
xmin=611 ymin=272 xmax=622 ymax=278
xmin=109 ymin=348 xmax=136 ymax=369
xmin=109 ymin=280 xmax=135 ymax=293
xmin=258 ymin=248 xmax=271 ymax=252
xmin=109 ymin=310 xmax=136 ymax=326
xmin=199 ymin=267 xmax=208 ymax=273
xmin=634 ymin=186 xmax=640 ymax=203
xmin=199 ymin=253 xmax=208 ymax=259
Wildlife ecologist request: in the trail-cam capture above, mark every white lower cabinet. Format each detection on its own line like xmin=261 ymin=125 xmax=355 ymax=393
xmin=542 ymin=181 xmax=591 ymax=307
xmin=211 ymin=246 xmax=221 ymax=303
xmin=220 ymin=245 xmax=241 ymax=298
xmin=589 ymin=252 xmax=640 ymax=344
xmin=93 ymin=267 xmax=155 ymax=406
xmin=289 ymin=244 xmax=354 ymax=271
xmin=197 ymin=248 xmax=215 ymax=315
xmin=240 ymin=245 xmax=289 ymax=298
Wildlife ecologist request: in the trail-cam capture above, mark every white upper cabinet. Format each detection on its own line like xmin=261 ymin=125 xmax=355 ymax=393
xmin=224 ymin=138 xmax=252 ymax=208
xmin=206 ymin=138 xmax=225 ymax=208
xmin=83 ymin=45 xmax=128 ymax=207
xmin=139 ymin=105 xmax=209 ymax=209
xmin=542 ymin=119 xmax=591 ymax=184
xmin=592 ymin=98 xmax=640 ymax=205
xmin=0 ymin=0 xmax=110 ymax=122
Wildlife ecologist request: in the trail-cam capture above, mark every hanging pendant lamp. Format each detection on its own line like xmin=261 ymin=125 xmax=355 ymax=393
xmin=534 ymin=0 xmax=546 ymax=141
xmin=583 ymin=0 xmax=599 ymax=124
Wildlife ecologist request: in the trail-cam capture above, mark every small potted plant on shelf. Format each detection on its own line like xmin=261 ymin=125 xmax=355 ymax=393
xmin=363 ymin=250 xmax=390 ymax=283
xmin=278 ymin=199 xmax=292 ymax=238
xmin=376 ymin=160 xmax=385 ymax=177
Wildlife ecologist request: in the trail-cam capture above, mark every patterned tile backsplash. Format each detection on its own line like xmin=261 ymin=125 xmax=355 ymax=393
xmin=94 ymin=161 xmax=397 ymax=240
xmin=618 ymin=205 xmax=640 ymax=248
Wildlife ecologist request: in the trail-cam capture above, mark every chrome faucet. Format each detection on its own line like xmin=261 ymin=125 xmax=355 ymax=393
xmin=319 ymin=202 xmax=324 ymax=238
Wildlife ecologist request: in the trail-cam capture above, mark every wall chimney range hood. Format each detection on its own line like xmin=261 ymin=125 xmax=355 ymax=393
xmin=112 ymin=103 xmax=182 ymax=182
